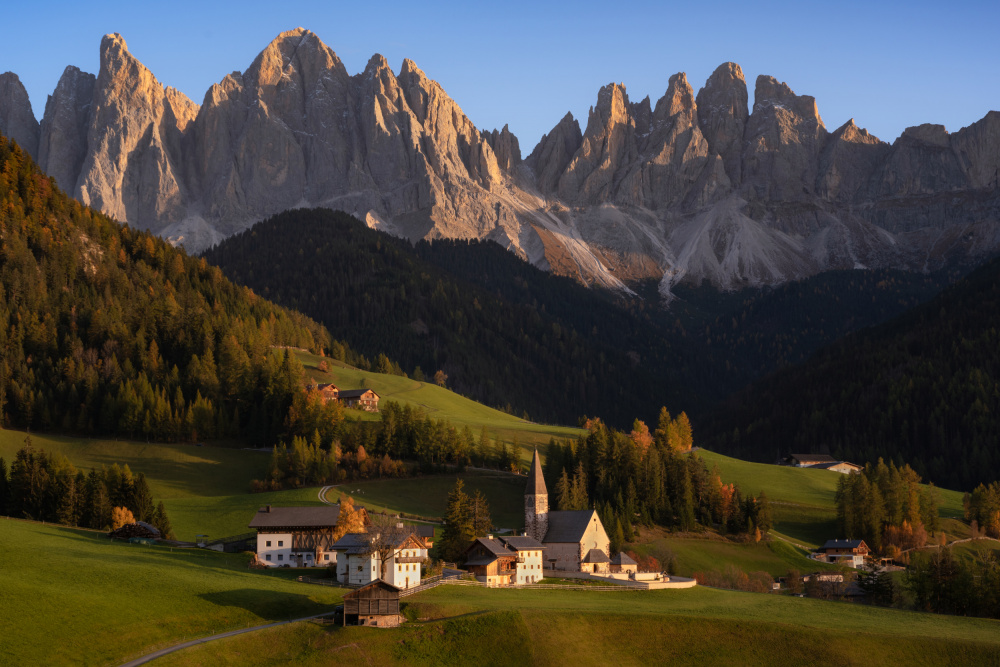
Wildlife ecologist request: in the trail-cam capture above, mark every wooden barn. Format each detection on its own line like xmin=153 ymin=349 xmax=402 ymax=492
xmin=342 ymin=580 xmax=403 ymax=627
xmin=338 ymin=389 xmax=380 ymax=412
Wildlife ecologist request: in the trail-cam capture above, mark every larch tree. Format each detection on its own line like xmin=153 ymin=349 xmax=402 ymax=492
xmin=111 ymin=506 xmax=135 ymax=530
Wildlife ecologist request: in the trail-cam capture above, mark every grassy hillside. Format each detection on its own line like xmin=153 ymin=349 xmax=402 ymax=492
xmin=156 ymin=584 xmax=1000 ymax=666
xmin=296 ymin=350 xmax=585 ymax=454
xmin=0 ymin=520 xmax=342 ymax=665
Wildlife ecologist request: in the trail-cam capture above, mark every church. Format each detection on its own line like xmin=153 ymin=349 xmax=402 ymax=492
xmin=525 ymin=449 xmax=611 ymax=572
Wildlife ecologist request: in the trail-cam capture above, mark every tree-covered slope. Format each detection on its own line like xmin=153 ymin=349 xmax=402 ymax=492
xmin=204 ymin=208 xmax=957 ymax=428
xmin=0 ymin=137 xmax=338 ymax=445
xmin=704 ymin=254 xmax=1000 ymax=490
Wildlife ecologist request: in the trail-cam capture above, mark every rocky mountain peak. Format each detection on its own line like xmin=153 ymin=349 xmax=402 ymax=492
xmin=753 ymin=75 xmax=824 ymax=129
xmin=695 ymin=62 xmax=748 ymax=185
xmin=0 ymin=72 xmax=39 ymax=159
xmin=483 ymin=124 xmax=521 ymax=171
xmin=654 ymin=72 xmax=696 ymax=124
xmin=900 ymin=123 xmax=950 ymax=147
xmin=525 ymin=112 xmax=582 ymax=193
xmin=38 ymin=65 xmax=96 ymax=192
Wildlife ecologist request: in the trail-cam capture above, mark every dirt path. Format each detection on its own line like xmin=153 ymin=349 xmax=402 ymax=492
xmin=118 ymin=612 xmax=334 ymax=666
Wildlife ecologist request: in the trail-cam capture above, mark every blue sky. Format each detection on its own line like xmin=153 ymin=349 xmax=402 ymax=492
xmin=1 ymin=0 xmax=997 ymax=150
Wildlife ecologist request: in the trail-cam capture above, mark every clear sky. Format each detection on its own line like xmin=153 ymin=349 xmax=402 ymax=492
xmin=1 ymin=0 xmax=997 ymax=151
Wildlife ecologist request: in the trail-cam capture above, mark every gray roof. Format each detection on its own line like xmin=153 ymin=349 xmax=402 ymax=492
xmin=526 ymin=448 xmax=547 ymax=496
xmin=338 ymin=389 xmax=379 ymax=399
xmin=499 ymin=535 xmax=545 ymax=551
xmin=472 ymin=537 xmax=513 ymax=557
xmin=582 ymin=549 xmax=610 ymax=564
xmin=809 ymin=461 xmax=861 ymax=470
xmin=463 ymin=557 xmax=500 ymax=567
xmin=611 ymin=552 xmax=636 ymax=565
xmin=821 ymin=539 xmax=866 ymax=550
xmin=135 ymin=521 xmax=161 ymax=537
xmin=543 ymin=510 xmax=599 ymax=543
xmin=248 ymin=505 xmax=340 ymax=529
xmin=331 ymin=533 xmax=370 ymax=554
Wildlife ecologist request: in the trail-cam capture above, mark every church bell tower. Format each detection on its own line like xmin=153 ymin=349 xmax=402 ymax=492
xmin=525 ymin=448 xmax=549 ymax=542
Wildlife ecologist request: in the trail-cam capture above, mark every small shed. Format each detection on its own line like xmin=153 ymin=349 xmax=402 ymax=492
xmin=609 ymin=552 xmax=637 ymax=574
xmin=580 ymin=548 xmax=611 ymax=574
xmin=342 ymin=580 xmax=402 ymax=627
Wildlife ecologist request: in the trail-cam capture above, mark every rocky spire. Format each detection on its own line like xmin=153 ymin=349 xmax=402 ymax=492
xmin=38 ymin=66 xmax=96 ymax=194
xmin=695 ymin=62 xmax=748 ymax=186
xmin=0 ymin=72 xmax=40 ymax=159
xmin=526 ymin=112 xmax=582 ymax=194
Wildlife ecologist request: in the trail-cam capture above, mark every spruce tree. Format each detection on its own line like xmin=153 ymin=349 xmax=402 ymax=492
xmin=131 ymin=473 xmax=155 ymax=522
xmin=439 ymin=479 xmax=473 ymax=562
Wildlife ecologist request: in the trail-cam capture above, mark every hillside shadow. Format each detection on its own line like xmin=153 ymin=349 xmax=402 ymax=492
xmin=199 ymin=589 xmax=333 ymax=621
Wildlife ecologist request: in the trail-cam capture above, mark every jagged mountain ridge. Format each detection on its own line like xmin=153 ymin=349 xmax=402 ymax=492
xmin=1 ymin=28 xmax=999 ymax=295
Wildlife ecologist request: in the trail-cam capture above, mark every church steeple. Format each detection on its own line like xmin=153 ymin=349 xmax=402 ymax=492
xmin=525 ymin=448 xmax=549 ymax=542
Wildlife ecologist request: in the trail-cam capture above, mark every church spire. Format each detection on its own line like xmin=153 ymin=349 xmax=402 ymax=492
xmin=525 ymin=447 xmax=549 ymax=543
xmin=526 ymin=447 xmax=547 ymax=496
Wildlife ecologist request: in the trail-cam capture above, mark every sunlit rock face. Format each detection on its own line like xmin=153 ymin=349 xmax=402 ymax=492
xmin=3 ymin=32 xmax=999 ymax=295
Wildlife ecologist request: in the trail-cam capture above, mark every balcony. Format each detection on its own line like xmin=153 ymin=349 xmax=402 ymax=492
xmin=396 ymin=556 xmax=424 ymax=564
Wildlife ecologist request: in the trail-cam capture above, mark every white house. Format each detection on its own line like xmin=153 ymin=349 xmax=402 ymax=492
xmin=498 ymin=535 xmax=546 ymax=584
xmin=248 ymin=505 xmax=346 ymax=567
xmin=330 ymin=531 xmax=427 ymax=589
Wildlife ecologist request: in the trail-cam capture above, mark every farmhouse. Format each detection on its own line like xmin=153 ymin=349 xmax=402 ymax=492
xmin=341 ymin=580 xmax=403 ymax=627
xmin=525 ymin=448 xmax=611 ymax=572
xmin=316 ymin=383 xmax=339 ymax=402
xmin=808 ymin=460 xmax=863 ymax=474
xmin=330 ymin=531 xmax=427 ymax=589
xmin=339 ymin=388 xmax=380 ymax=412
xmin=815 ymin=539 xmax=870 ymax=567
xmin=248 ymin=504 xmax=369 ymax=568
xmin=784 ymin=453 xmax=838 ymax=467
xmin=463 ymin=535 xmax=546 ymax=586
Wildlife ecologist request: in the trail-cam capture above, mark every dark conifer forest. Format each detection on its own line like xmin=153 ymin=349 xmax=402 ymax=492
xmin=0 ymin=137 xmax=349 ymax=445
xmin=705 ymin=254 xmax=1000 ymax=490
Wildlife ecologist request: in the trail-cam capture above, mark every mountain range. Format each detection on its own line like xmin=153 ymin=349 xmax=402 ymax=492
xmin=1 ymin=28 xmax=999 ymax=295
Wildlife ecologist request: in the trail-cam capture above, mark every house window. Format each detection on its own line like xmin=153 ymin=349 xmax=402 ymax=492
xmin=357 ymin=565 xmax=363 ymax=572
xmin=278 ymin=555 xmax=283 ymax=561
xmin=278 ymin=541 xmax=283 ymax=547
xmin=324 ymin=554 xmax=330 ymax=561
xmin=306 ymin=554 xmax=312 ymax=560
xmin=266 ymin=541 xmax=272 ymax=547
xmin=265 ymin=555 xmax=271 ymax=561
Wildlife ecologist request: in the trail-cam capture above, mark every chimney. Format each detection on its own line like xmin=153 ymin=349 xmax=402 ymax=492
xmin=266 ymin=505 xmax=271 ymax=513
xmin=487 ymin=534 xmax=493 ymax=540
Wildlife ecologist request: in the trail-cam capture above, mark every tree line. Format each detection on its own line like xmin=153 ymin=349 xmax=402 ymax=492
xmin=543 ymin=410 xmax=771 ymax=555
xmin=834 ymin=458 xmax=940 ymax=557
xmin=0 ymin=137 xmax=376 ymax=447
xmin=0 ymin=438 xmax=172 ymax=537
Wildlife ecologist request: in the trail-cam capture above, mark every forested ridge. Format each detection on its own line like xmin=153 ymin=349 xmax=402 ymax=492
xmin=0 ymin=137 xmax=358 ymax=445
xmin=705 ymin=253 xmax=1000 ymax=490
xmin=204 ymin=208 xmax=956 ymax=428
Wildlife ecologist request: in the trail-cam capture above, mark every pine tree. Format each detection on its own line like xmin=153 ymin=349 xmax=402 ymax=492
xmin=439 ymin=479 xmax=473 ymax=562
xmin=130 ymin=472 xmax=155 ymax=522
xmin=469 ymin=490 xmax=492 ymax=536
xmin=556 ymin=469 xmax=572 ymax=511
xmin=152 ymin=501 xmax=173 ymax=539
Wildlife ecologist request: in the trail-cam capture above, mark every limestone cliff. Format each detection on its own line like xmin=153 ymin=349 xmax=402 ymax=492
xmin=2 ymin=30 xmax=999 ymax=296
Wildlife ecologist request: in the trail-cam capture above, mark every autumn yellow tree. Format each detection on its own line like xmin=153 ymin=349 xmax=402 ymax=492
xmin=111 ymin=506 xmax=135 ymax=530
xmin=332 ymin=495 xmax=367 ymax=542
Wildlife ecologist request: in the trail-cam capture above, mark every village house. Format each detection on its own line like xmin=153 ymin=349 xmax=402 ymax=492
xmin=248 ymin=504 xmax=370 ymax=567
xmin=341 ymin=580 xmax=403 ymax=627
xmin=525 ymin=449 xmax=612 ymax=572
xmin=462 ymin=535 xmax=546 ymax=586
xmin=330 ymin=531 xmax=427 ymax=589
xmin=316 ymin=383 xmax=339 ymax=403
xmin=814 ymin=539 xmax=870 ymax=568
xmin=338 ymin=388 xmax=380 ymax=412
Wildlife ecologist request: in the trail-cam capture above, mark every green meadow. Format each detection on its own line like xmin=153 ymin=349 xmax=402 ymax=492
xmin=0 ymin=520 xmax=343 ymax=666
xmin=155 ymin=584 xmax=1000 ymax=667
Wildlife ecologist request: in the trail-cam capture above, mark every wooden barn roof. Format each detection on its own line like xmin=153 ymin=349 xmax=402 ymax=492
xmin=343 ymin=579 xmax=401 ymax=599
xmin=248 ymin=505 xmax=340 ymax=529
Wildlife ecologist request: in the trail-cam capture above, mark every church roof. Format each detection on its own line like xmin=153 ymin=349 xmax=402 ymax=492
xmin=500 ymin=535 xmax=546 ymax=550
xmin=582 ymin=548 xmax=610 ymax=564
xmin=543 ymin=510 xmax=600 ymax=543
xmin=526 ymin=448 xmax=547 ymax=496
